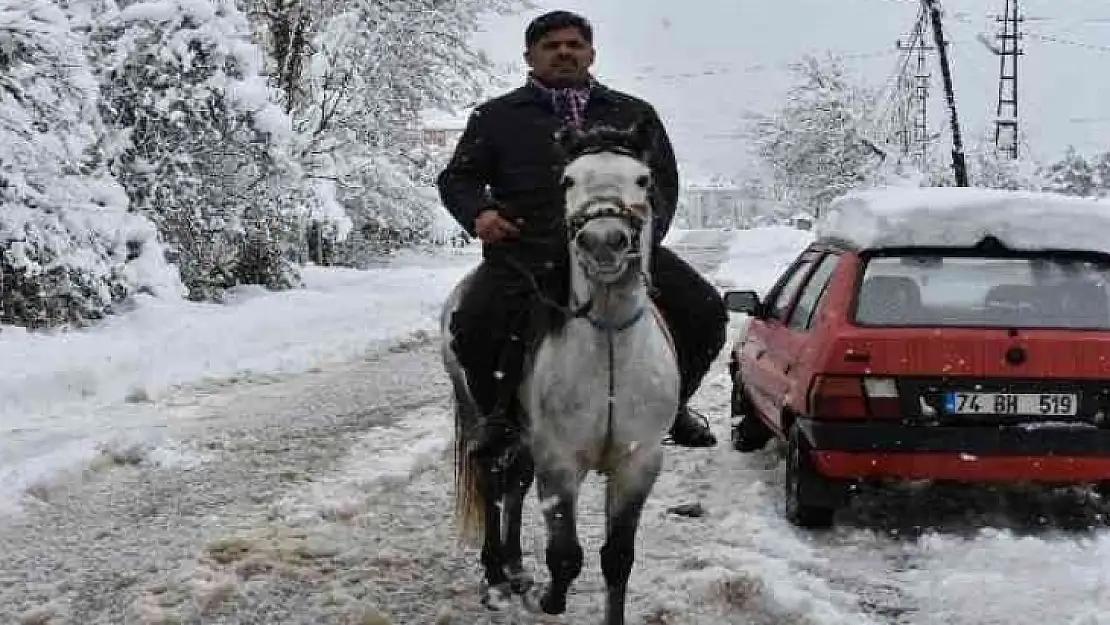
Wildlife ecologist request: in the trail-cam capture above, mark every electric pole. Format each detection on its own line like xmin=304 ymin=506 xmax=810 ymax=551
xmin=897 ymin=11 xmax=933 ymax=171
xmin=993 ymin=0 xmax=1022 ymax=159
xmin=922 ymin=0 xmax=969 ymax=187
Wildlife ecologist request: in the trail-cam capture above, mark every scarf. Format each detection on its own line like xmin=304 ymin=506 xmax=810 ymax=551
xmin=529 ymin=74 xmax=592 ymax=129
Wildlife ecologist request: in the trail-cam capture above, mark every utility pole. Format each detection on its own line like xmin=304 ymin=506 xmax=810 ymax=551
xmin=897 ymin=10 xmax=933 ymax=171
xmin=922 ymin=0 xmax=969 ymax=187
xmin=993 ymin=0 xmax=1022 ymax=159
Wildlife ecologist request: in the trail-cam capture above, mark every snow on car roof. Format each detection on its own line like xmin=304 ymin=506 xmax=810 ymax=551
xmin=816 ymin=186 xmax=1110 ymax=254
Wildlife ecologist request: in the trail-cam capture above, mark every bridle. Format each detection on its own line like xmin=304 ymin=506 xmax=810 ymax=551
xmin=504 ymin=145 xmax=656 ymax=328
xmin=565 ymin=196 xmax=649 ymax=264
xmin=561 ymin=140 xmax=651 ymax=251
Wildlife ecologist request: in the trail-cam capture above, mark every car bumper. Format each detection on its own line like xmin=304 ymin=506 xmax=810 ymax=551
xmin=799 ymin=417 xmax=1110 ymax=483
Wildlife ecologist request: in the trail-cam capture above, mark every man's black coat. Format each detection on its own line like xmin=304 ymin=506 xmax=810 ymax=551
xmin=436 ymin=81 xmax=679 ymax=268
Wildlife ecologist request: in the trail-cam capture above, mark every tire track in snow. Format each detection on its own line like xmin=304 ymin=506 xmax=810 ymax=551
xmin=0 ymin=345 xmax=453 ymax=624
xmin=139 ymin=230 xmax=889 ymax=624
xmin=23 ymin=231 xmax=1110 ymax=624
xmin=817 ymin=481 xmax=1110 ymax=625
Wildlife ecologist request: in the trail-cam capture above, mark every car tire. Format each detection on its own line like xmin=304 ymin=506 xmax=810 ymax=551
xmin=784 ymin=423 xmax=837 ymax=529
xmin=731 ymin=385 xmax=773 ymax=453
xmin=1093 ymin=481 xmax=1110 ymax=500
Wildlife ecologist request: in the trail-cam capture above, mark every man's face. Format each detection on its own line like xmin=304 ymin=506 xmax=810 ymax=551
xmin=525 ymin=26 xmax=595 ymax=87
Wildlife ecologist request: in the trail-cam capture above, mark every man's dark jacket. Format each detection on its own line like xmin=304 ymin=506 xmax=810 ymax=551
xmin=436 ymin=81 xmax=679 ymax=268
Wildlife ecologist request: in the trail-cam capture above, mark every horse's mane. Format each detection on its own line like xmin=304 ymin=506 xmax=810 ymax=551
xmin=557 ymin=122 xmax=653 ymax=165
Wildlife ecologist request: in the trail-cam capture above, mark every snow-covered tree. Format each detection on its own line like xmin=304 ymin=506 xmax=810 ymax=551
xmin=0 ymin=0 xmax=182 ymax=328
xmin=749 ymin=54 xmax=889 ymax=218
xmin=1039 ymin=147 xmax=1108 ymax=198
xmin=238 ymin=0 xmax=517 ymax=262
xmin=90 ymin=0 xmax=347 ymax=299
xmin=968 ymin=150 xmax=1045 ymax=192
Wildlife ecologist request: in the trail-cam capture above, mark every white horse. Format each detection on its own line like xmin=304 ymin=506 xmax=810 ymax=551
xmin=441 ymin=122 xmax=681 ymax=625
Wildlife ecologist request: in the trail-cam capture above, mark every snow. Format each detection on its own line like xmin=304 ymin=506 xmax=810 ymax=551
xmin=9 ymin=227 xmax=1110 ymax=623
xmin=712 ymin=225 xmax=815 ymax=294
xmin=274 ymin=403 xmax=452 ymax=525
xmin=0 ymin=245 xmax=480 ymax=511
xmin=819 ymin=186 xmax=1110 ymax=254
xmin=420 ymin=108 xmax=471 ymax=130
xmin=0 ymin=0 xmax=183 ymax=321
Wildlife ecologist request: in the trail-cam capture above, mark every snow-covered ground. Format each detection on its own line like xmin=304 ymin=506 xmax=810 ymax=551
xmin=0 ymin=230 xmax=703 ymax=512
xmin=7 ymin=225 xmax=1110 ymax=625
xmin=0 ymin=246 xmax=480 ymax=513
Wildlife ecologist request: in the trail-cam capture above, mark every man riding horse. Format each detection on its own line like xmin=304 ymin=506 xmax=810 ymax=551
xmin=438 ymin=10 xmax=727 ymax=459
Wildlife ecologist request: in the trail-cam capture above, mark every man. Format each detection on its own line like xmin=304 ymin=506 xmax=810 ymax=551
xmin=438 ymin=10 xmax=727 ymax=454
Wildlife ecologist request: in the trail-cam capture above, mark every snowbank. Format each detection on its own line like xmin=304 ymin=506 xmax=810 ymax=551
xmin=0 ymin=246 xmax=479 ymax=513
xmin=712 ymin=226 xmax=815 ymax=294
xmin=819 ymin=187 xmax=1110 ymax=254
xmin=0 ymin=248 xmax=479 ymax=429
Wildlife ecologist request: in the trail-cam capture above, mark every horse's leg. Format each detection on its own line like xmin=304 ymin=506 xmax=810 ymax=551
xmin=476 ymin=458 xmax=511 ymax=609
xmin=529 ymin=466 xmax=584 ymax=615
xmin=502 ymin=449 xmax=535 ymax=595
xmin=601 ymin=451 xmax=662 ymax=625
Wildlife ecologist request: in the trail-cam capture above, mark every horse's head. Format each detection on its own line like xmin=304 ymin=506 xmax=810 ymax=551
xmin=557 ymin=120 xmax=654 ymax=286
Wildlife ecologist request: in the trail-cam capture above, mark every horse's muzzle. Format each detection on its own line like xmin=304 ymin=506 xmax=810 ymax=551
xmin=575 ymin=227 xmax=630 ymax=256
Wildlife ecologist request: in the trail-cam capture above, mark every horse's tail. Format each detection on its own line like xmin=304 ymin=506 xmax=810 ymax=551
xmin=442 ymin=269 xmax=485 ymax=546
xmin=452 ymin=389 xmax=485 ymax=546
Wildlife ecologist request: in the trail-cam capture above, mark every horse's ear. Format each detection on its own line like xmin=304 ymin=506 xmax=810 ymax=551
xmin=628 ymin=116 xmax=655 ymax=161
xmin=554 ymin=126 xmax=584 ymax=160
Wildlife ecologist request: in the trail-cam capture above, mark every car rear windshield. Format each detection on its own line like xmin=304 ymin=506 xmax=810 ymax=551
xmin=854 ymin=252 xmax=1110 ymax=329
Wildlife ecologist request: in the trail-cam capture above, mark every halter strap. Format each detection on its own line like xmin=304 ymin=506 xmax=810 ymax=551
xmin=586 ymin=305 xmax=646 ymax=333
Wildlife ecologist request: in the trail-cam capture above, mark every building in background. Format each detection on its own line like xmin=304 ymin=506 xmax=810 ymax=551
xmin=417 ymin=110 xmax=470 ymax=154
xmin=677 ymin=181 xmax=780 ymax=229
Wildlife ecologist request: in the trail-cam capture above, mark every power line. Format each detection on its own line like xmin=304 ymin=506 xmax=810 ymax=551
xmin=623 ymin=47 xmax=902 ymax=83
xmin=1025 ymin=31 xmax=1110 ymax=53
xmin=949 ymin=10 xmax=1110 ymax=53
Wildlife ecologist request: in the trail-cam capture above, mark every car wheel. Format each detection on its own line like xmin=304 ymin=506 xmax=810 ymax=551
xmin=784 ymin=423 xmax=837 ymax=529
xmin=1093 ymin=481 xmax=1110 ymax=500
xmin=731 ymin=385 xmax=773 ymax=453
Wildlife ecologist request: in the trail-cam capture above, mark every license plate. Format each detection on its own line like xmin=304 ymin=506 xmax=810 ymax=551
xmin=944 ymin=392 xmax=1079 ymax=416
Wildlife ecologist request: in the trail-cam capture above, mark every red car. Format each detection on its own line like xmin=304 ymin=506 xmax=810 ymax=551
xmin=724 ymin=188 xmax=1110 ymax=528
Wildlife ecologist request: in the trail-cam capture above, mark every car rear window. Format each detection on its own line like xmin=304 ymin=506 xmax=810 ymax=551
xmin=854 ymin=253 xmax=1110 ymax=329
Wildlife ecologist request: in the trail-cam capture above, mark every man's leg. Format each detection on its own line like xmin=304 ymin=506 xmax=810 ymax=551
xmin=450 ymin=261 xmax=532 ymax=453
xmin=650 ymin=245 xmax=729 ymax=447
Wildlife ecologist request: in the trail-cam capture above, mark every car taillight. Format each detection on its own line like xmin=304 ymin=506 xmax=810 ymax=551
xmin=810 ymin=375 xmax=867 ymax=419
xmin=810 ymin=375 xmax=902 ymax=420
xmin=863 ymin=377 xmax=901 ymax=419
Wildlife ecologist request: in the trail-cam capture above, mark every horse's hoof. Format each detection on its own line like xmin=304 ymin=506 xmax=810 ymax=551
xmin=522 ymin=585 xmax=544 ymax=614
xmin=523 ymin=584 xmax=566 ymax=615
xmin=479 ymin=581 xmax=512 ymax=611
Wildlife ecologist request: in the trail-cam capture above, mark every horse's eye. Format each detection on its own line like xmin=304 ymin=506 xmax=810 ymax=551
xmin=635 ymin=175 xmax=650 ymax=188
xmin=561 ymin=176 xmax=575 ymax=190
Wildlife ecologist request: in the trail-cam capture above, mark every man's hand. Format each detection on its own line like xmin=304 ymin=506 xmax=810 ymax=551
xmin=475 ymin=209 xmax=520 ymax=244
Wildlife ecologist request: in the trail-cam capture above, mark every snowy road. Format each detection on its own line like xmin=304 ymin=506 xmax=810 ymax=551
xmin=6 ymin=229 xmax=1110 ymax=624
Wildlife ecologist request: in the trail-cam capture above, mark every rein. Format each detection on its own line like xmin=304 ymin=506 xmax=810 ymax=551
xmin=491 ymin=142 xmax=660 ymax=473
xmin=502 ymin=198 xmax=656 ymax=326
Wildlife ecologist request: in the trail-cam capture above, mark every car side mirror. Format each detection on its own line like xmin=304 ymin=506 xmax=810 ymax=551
xmin=724 ymin=290 xmax=762 ymax=316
